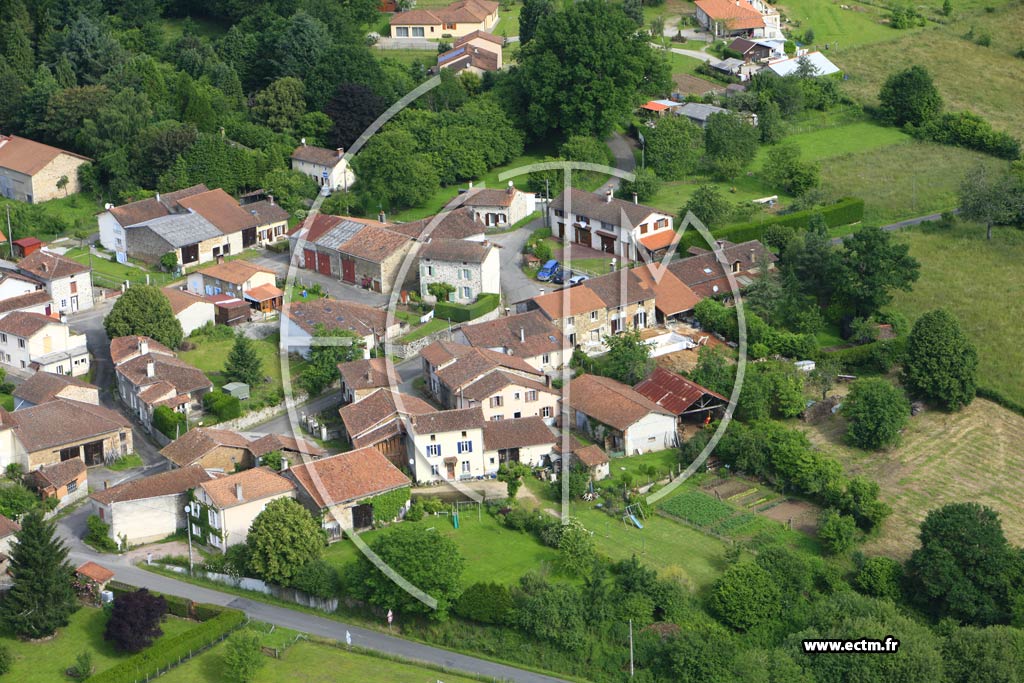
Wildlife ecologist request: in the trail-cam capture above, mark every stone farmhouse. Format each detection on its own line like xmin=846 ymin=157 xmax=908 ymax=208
xmin=549 ymin=188 xmax=675 ymax=262
xmin=0 ymin=134 xmax=91 ymax=203
xmin=419 ymin=239 xmax=500 ymax=305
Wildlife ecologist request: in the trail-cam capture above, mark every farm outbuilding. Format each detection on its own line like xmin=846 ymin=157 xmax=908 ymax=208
xmin=223 ymin=382 xmax=250 ymax=400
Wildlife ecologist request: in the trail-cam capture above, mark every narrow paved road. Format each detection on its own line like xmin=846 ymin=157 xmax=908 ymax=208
xmin=491 ymin=220 xmax=543 ymax=307
xmin=597 ymin=132 xmax=637 ymax=196
xmin=830 ymin=211 xmax=953 ymax=246
xmin=58 ymin=513 xmax=569 ymax=683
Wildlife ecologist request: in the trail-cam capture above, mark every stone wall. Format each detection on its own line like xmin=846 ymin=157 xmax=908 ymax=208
xmin=388 ymin=305 xmax=502 ymax=359
xmin=156 ymin=564 xmax=339 ymax=612
xmin=215 ymin=390 xmax=311 ymax=431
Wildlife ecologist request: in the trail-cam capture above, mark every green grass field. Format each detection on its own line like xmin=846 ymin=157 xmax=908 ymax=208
xmin=397 ymin=316 xmax=449 ymax=343
xmin=819 ymin=141 xmax=1006 ymax=224
xmin=64 ymin=247 xmax=173 ymax=288
xmin=158 ymin=638 xmax=484 ymax=683
xmin=647 ymin=171 xmax=790 ymax=219
xmin=834 ymin=4 xmax=1024 ymax=134
xmin=777 ymin=0 xmax=908 ymax=48
xmin=322 ymin=513 xmax=561 ymax=587
xmin=887 ymin=223 xmax=1024 ymax=407
xmin=753 ymin=121 xmax=911 ymax=170
xmin=0 ymin=192 xmax=102 ymax=240
xmin=0 ymin=607 xmax=196 ymax=683
xmin=373 ymin=48 xmax=438 ymax=67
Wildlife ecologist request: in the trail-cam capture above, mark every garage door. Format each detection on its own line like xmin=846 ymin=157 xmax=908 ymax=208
xmin=341 ymin=258 xmax=355 ymax=283
xmin=316 ymin=252 xmax=332 ymax=277
xmin=303 ymin=248 xmax=316 ymax=270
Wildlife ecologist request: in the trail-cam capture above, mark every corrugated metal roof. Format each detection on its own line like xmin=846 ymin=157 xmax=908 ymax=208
xmin=126 ymin=212 xmax=223 ymax=248
xmin=316 ymin=220 xmax=368 ymax=250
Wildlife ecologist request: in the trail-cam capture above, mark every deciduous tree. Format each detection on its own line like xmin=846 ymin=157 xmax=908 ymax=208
xmin=104 ymin=285 xmax=184 ymax=349
xmin=818 ymin=508 xmax=857 ymax=554
xmin=703 ymin=112 xmax=759 ymax=179
xmin=902 ymin=308 xmax=978 ymax=410
xmin=223 ymin=628 xmax=265 ymax=683
xmin=247 ymin=498 xmax=325 ymax=586
xmin=682 ymin=184 xmax=732 ymax=228
xmin=645 ymin=115 xmax=703 ymax=180
xmin=843 ymin=378 xmax=910 ymax=450
xmin=878 ymin=64 xmax=942 ymax=127
xmin=708 ymin=561 xmax=782 ymax=631
xmin=833 ymin=225 xmax=920 ymax=318
xmin=601 ymin=328 xmax=654 ymax=385
xmin=104 ymin=588 xmax=168 ymax=653
xmin=518 ymin=0 xmax=554 ymax=43
xmin=300 ymin=325 xmax=367 ymax=395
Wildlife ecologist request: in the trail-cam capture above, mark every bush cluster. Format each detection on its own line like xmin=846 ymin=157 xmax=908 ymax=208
xmin=203 ymin=391 xmax=242 ymax=421
xmin=434 ymin=293 xmax=501 ymax=323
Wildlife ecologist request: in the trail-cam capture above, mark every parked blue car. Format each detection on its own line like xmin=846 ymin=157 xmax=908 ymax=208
xmin=537 ymin=259 xmax=560 ymax=281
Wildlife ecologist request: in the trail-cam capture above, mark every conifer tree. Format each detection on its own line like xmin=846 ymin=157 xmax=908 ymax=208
xmin=224 ymin=332 xmax=263 ymax=387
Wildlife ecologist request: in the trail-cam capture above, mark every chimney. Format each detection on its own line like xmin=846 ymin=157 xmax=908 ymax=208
xmin=301 ymin=137 xmax=306 ymax=145
xmin=378 ymin=210 xmax=386 ymax=223
xmin=468 ymin=181 xmax=474 ymax=189
xmin=281 ymin=457 xmax=289 ymax=471
xmin=336 ymin=148 xmax=344 ymax=157
xmin=216 ymin=254 xmax=225 ymax=265
xmin=139 ymin=339 xmax=148 ymax=355
xmin=750 ymin=247 xmax=756 ymax=264
xmin=235 ymin=483 xmax=243 ymax=502
xmin=605 ymin=189 xmax=613 ymax=203
xmin=268 ymin=194 xmax=275 ymax=206
xmin=146 ymin=361 xmax=155 ymax=378
xmin=632 ymin=192 xmax=638 ymax=205
xmin=104 ymin=202 xmax=114 ymax=211
xmin=520 ymin=327 xmax=525 ymax=343
xmin=507 ymin=180 xmax=514 ymax=195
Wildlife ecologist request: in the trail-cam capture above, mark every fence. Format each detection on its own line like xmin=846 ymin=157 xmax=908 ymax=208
xmin=156 ymin=564 xmax=339 ymax=613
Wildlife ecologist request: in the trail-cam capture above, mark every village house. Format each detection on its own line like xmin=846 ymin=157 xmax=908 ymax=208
xmin=437 ymin=31 xmax=504 ymax=74
xmin=0 ymin=396 xmax=133 ymax=470
xmin=89 ymin=465 xmax=213 ymax=547
xmin=390 ymin=0 xmax=499 ymax=40
xmin=526 ymin=285 xmax=606 ymax=351
xmin=420 ymin=341 xmax=558 ymax=422
xmin=554 ymin=436 xmax=610 ymax=481
xmin=0 ymin=515 xmax=18 ymax=558
xmin=284 ymin=446 xmax=412 ymax=537
xmin=407 ymin=407 xmax=486 ymax=483
xmin=482 ymin=416 xmax=556 ymax=468
xmin=12 ymin=371 xmax=98 ymax=409
xmin=291 ymin=143 xmax=354 ymax=193
xmin=633 ymin=367 xmax=728 ymax=427
xmin=0 ymin=267 xmax=43 ymax=300
xmin=694 ymin=0 xmax=782 ymax=39
xmin=0 ymin=311 xmax=90 ymax=376
xmin=339 ymin=358 xmax=391 ymax=404
xmin=0 ymin=289 xmax=53 ymax=319
xmin=282 ymin=298 xmax=404 ymax=359
xmin=16 ymin=250 xmax=94 ymax=313
xmin=456 ymin=309 xmax=569 ymax=373
xmin=568 ymin=374 xmax=677 ymax=455
xmin=162 ymin=286 xmax=216 ymax=336
xmin=419 ymin=239 xmax=500 ymax=305
xmin=26 ymin=457 xmax=88 ymax=512
xmin=112 ymin=335 xmax=212 ymax=432
xmin=630 ymin=264 xmax=702 ymax=323
xmin=727 ymin=37 xmax=785 ymax=62
xmin=160 ymin=427 xmax=256 ymax=472
xmin=549 ymin=188 xmax=675 ymax=262
xmin=186 ymin=259 xmax=282 ymax=314
xmin=0 ymin=134 xmax=91 ymax=203
xmin=246 ymin=433 xmax=327 ymax=463
xmin=98 ymin=185 xmax=287 ymax=266
xmin=667 ymin=239 xmax=776 ymax=297
xmin=675 ymin=102 xmax=733 ymax=128
xmin=391 ymin=208 xmax=488 ymax=243
xmin=189 ymin=467 xmax=297 ymax=552
xmin=461 ymin=183 xmax=533 ymax=227
xmin=339 ymin=388 xmax=435 ymax=469
xmin=289 ymin=213 xmax=414 ymax=294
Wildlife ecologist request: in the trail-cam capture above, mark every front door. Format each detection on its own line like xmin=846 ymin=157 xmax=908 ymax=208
xmin=351 ymin=503 xmax=374 ymax=529
xmin=574 ymin=226 xmax=590 ymax=246
xmin=341 ymin=258 xmax=356 ymax=284
xmin=600 ymin=234 xmax=616 ymax=254
xmin=70 ymin=296 xmax=78 ymax=312
xmin=83 ymin=440 xmax=104 ymax=467
xmin=316 ymin=252 xmax=332 ymax=277
xmin=445 ymin=459 xmax=456 ymax=479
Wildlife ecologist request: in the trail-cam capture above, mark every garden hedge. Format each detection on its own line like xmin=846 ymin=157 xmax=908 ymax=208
xmin=679 ymin=197 xmax=865 ymax=251
xmin=434 ymin=292 xmax=500 ymax=323
xmin=87 ymin=609 xmax=245 ymax=683
xmin=819 ymin=338 xmax=905 ymax=374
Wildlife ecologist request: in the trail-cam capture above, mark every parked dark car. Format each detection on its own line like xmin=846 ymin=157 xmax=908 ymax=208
xmin=552 ymin=267 xmax=568 ymax=285
xmin=537 ymin=259 xmax=560 ymax=281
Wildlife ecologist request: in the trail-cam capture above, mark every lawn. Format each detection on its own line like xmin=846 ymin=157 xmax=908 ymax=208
xmin=776 ymin=0 xmax=909 ymax=49
xmin=64 ymin=247 xmax=173 ymax=289
xmin=603 ymin=449 xmax=681 ymax=486
xmin=752 ymin=121 xmax=911 ymax=170
xmin=0 ymin=607 xmax=196 ymax=683
xmin=833 ymin=4 xmax=1024 ymax=134
xmin=886 ymin=223 xmax=1024 ymax=407
xmin=391 ymin=142 xmax=557 ymax=222
xmin=397 ymin=316 xmax=449 ymax=343
xmin=373 ymin=48 xmax=437 ymax=67
xmin=796 ymin=397 xmax=1024 ymax=560
xmin=158 ymin=638 xmax=484 ymax=683
xmin=818 ymin=140 xmax=1006 ymax=224
xmin=646 ymin=170 xmax=790 ymax=219
xmin=0 ymin=192 xmax=102 ymax=240
xmin=322 ymin=512 xmax=561 ymax=587
xmin=180 ymin=331 xmax=305 ymax=408
xmin=106 ymin=453 xmax=144 ymax=471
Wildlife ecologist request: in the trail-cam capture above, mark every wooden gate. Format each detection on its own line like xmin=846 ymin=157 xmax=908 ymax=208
xmin=341 ymin=258 xmax=356 ymax=283
xmin=316 ymin=252 xmax=332 ymax=277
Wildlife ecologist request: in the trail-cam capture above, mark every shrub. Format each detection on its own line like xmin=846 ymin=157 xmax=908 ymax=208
xmin=68 ymin=650 xmax=92 ymax=680
xmin=418 ymin=496 xmax=447 ymax=514
xmin=223 ymin=628 xmax=265 ymax=683
xmin=677 ymin=197 xmax=864 ymax=252
xmin=104 ymin=589 xmax=168 ymax=653
xmin=404 ymin=502 xmax=425 ymax=522
xmin=203 ymin=391 xmax=242 ymax=421
xmin=913 ymin=111 xmax=1021 ymax=160
xmin=854 ymin=556 xmax=903 ymax=601
xmin=453 ymin=582 xmax=515 ymax=624
xmin=289 ymin=560 xmax=339 ymax=598
xmin=0 ymin=483 xmax=39 ymax=518
xmin=89 ymin=609 xmax=245 ymax=683
xmin=85 ymin=515 xmax=119 ymax=552
xmin=434 ymin=293 xmax=500 ymax=323
xmin=843 ymin=378 xmax=910 ymax=450
xmin=818 ymin=509 xmax=858 ymax=555
xmin=153 ymin=405 xmax=187 ymax=440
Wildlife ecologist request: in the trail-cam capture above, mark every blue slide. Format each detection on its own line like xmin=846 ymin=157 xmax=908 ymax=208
xmin=629 ymin=514 xmax=644 ymax=529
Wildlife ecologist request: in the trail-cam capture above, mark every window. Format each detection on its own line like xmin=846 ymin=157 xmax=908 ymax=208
xmin=566 ymin=316 xmax=575 ymax=326
xmin=577 ymin=215 xmax=590 ymax=225
xmin=491 ymin=415 xmax=503 ymax=421
xmin=591 ymin=329 xmax=601 ymax=342
xmin=460 ymin=268 xmax=472 ymax=280
xmin=639 ymin=223 xmax=648 ymax=234
xmin=0 ymin=334 xmax=5 ymax=344
xmin=56 ymin=365 xmax=63 ymax=374
xmin=461 ymin=461 xmax=471 ymax=473
xmin=426 ymin=444 xmax=441 ymax=457
xmin=525 ymin=390 xmax=537 ymax=402
xmin=542 ymin=353 xmax=550 ymax=364
xmin=208 ymin=509 xmax=221 ymax=529
xmin=554 ymin=209 xmax=564 ymax=218
xmin=489 ymin=457 xmax=495 ymax=465
xmin=70 ymin=281 xmax=78 ymax=294
xmin=461 ymin=286 xmax=472 ymax=299
xmin=590 ymin=311 xmax=598 ymax=321
xmin=444 ymin=22 xmax=456 ymax=29
xmin=461 ymin=431 xmax=467 ymax=437
xmin=513 ymin=392 xmax=520 ymax=400
xmin=430 ymin=434 xmax=436 ymax=441
xmin=568 ymin=333 xmax=576 ymax=346
xmin=423 ymin=265 xmax=434 ymax=277
xmin=17 ymin=339 xmax=24 ymax=349
xmin=61 ymin=299 xmax=67 ymax=308
xmin=66 ymin=480 xmax=77 ymax=494
xmin=732 ymin=261 xmax=742 ymax=273
xmin=430 ymin=464 xmax=439 ymax=475
xmin=115 ymin=238 xmax=122 ymax=248
xmin=513 ymin=411 xmax=521 ymax=418
xmin=396 ymin=26 xmax=409 ymax=36
xmin=490 ymin=396 xmax=503 ymax=408
xmin=412 ymin=26 xmax=425 ymax=36
xmin=457 ymin=440 xmax=473 ymax=453
xmin=541 ymin=406 xmax=553 ymax=418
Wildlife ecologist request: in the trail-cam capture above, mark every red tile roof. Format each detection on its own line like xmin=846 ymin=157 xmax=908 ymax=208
xmin=291 ymin=145 xmax=346 ymax=167
xmin=286 ymin=446 xmax=411 ymax=508
xmin=482 ymin=416 xmax=555 ymax=451
xmin=0 ymin=514 xmax=19 ymax=538
xmin=460 ymin=310 xmax=569 ymax=360
xmin=177 ymin=188 xmax=257 ymax=234
xmin=0 ymin=311 xmax=60 ymax=338
xmin=633 ymin=367 xmax=727 ymax=416
xmin=195 ymin=260 xmax=274 ymax=286
xmin=338 ymin=358 xmax=391 ymax=391
xmin=13 ymin=371 xmax=95 ymax=406
xmin=162 ymin=286 xmax=212 ymax=315
xmin=284 ymin=299 xmax=389 ymax=338
xmin=18 ymin=250 xmax=89 ymax=280
xmin=248 ymin=433 xmax=327 ymax=458
xmin=532 ymin=286 xmax=605 ymax=320
xmin=90 ymin=464 xmax=213 ymax=505
xmin=0 ymin=135 xmax=91 ymax=175
xmin=695 ymin=0 xmax=765 ymax=29
xmin=568 ymin=374 xmax=674 ymax=431
xmin=244 ymin=283 xmax=283 ymax=301
xmin=0 ymin=289 xmax=51 ymax=315
xmin=107 ymin=185 xmax=209 ymax=228
xmin=110 ymin=335 xmax=176 ymax=365
xmin=575 ymin=444 xmax=608 ymax=467
xmin=2 ymin=399 xmax=129 ymax=453
xmin=31 ymin=458 xmax=86 ymax=489
xmin=340 ymin=388 xmax=435 ymax=439
xmin=76 ymin=561 xmax=114 ymax=583
xmin=630 ymin=264 xmax=701 ymax=316
xmin=160 ymin=427 xmax=252 ymax=468
xmin=198 ymin=467 xmax=295 ymax=509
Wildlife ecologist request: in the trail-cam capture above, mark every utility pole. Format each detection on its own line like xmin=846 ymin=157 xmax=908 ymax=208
xmin=5 ymin=205 xmax=11 ymax=259
xmin=184 ymin=504 xmax=194 ymax=576
xmin=629 ymin=619 xmax=635 ymax=677
xmin=544 ymin=179 xmax=550 ymax=229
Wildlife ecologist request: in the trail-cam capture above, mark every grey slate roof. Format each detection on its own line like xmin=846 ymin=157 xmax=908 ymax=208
xmin=676 ymin=102 xmax=731 ymax=122
xmin=126 ymin=212 xmax=223 ymax=248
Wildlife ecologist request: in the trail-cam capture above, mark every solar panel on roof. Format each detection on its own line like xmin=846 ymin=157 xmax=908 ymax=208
xmin=438 ymin=47 xmax=467 ymax=65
